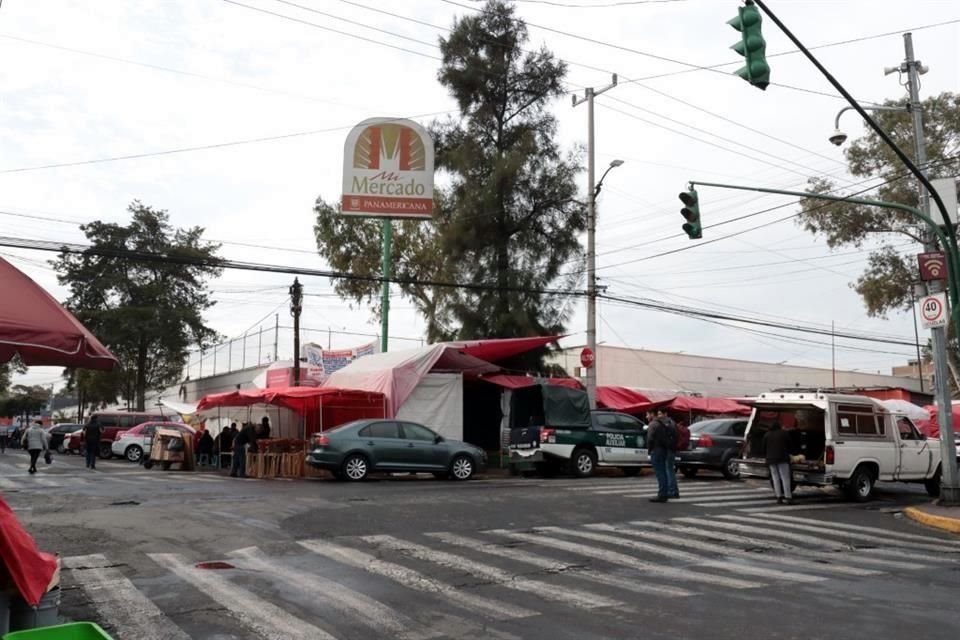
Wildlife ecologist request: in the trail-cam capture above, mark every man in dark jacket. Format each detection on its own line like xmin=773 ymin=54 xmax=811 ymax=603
xmin=259 ymin=416 xmax=271 ymax=439
xmin=763 ymin=423 xmax=793 ymax=504
xmin=230 ymin=422 xmax=258 ymax=478
xmin=646 ymin=410 xmax=677 ymax=502
xmin=82 ymin=418 xmax=103 ymax=470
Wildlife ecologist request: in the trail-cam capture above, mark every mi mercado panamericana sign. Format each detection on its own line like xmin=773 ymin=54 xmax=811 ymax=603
xmin=341 ymin=118 xmax=435 ymax=219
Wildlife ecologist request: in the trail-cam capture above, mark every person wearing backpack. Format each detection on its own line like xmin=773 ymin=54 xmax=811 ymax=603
xmin=645 ymin=410 xmax=677 ymax=502
xmin=657 ymin=410 xmax=681 ymax=499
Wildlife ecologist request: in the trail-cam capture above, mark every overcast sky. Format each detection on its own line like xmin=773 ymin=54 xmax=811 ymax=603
xmin=2 ymin=0 xmax=958 ymax=391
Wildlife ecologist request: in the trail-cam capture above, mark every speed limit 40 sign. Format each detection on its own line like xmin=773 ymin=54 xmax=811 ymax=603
xmin=920 ymin=292 xmax=948 ymax=329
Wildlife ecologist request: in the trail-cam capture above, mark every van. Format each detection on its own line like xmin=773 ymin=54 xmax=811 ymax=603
xmin=85 ymin=411 xmax=172 ymax=459
xmin=738 ymin=391 xmax=942 ymax=501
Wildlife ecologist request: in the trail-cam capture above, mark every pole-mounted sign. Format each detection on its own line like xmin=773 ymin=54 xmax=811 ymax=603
xmin=342 ymin=117 xmax=435 ymax=219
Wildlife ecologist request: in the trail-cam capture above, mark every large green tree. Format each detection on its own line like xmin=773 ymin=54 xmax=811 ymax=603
xmin=797 ymin=92 xmax=960 ymax=316
xmin=0 ymin=384 xmax=49 ymax=423
xmin=54 ymin=202 xmax=222 ymax=410
xmin=314 ymin=0 xmax=586 ymax=362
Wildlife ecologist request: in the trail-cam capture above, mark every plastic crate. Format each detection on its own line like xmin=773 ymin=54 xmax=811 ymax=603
xmin=3 ymin=622 xmax=113 ymax=640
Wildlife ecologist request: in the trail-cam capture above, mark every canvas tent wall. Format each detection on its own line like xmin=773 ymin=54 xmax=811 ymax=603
xmin=396 ymin=373 xmax=464 ymax=440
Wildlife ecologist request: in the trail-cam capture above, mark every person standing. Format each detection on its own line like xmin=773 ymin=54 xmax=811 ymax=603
xmin=198 ymin=429 xmax=214 ymax=467
xmin=21 ymin=421 xmax=49 ymax=474
xmin=260 ymin=416 xmax=271 ymax=439
xmin=230 ymin=422 xmax=258 ymax=478
xmin=763 ymin=423 xmax=793 ymax=505
xmin=657 ymin=409 xmax=680 ymax=499
xmin=645 ymin=411 xmax=671 ymax=502
xmin=0 ymin=426 xmax=9 ymax=454
xmin=82 ymin=418 xmax=103 ymax=470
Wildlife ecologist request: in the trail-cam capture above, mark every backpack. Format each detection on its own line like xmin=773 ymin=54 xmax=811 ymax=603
xmin=660 ymin=417 xmax=678 ymax=451
xmin=675 ymin=422 xmax=690 ymax=451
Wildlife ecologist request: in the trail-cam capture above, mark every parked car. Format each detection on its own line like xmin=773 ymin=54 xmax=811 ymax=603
xmin=676 ymin=418 xmax=748 ymax=480
xmin=509 ymin=410 xmax=649 ymax=478
xmin=112 ymin=422 xmax=196 ymax=463
xmin=306 ymin=419 xmax=487 ymax=481
xmin=45 ymin=423 xmax=85 ymax=454
xmin=84 ymin=411 xmax=173 ymax=459
xmin=738 ymin=391 xmax=943 ymax=501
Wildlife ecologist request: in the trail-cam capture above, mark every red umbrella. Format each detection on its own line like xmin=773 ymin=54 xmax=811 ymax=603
xmin=0 ymin=257 xmax=117 ymax=370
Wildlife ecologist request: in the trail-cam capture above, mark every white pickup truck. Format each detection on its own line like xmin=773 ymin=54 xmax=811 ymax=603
xmin=738 ymin=391 xmax=942 ymax=501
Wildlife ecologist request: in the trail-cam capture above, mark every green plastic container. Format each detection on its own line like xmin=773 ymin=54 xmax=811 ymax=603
xmin=3 ymin=622 xmax=113 ymax=640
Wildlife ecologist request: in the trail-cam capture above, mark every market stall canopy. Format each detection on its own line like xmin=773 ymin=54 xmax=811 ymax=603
xmin=446 ymin=336 xmax=561 ymax=363
xmin=197 ymin=386 xmax=384 ymax=416
xmin=596 ymin=386 xmax=673 ymax=414
xmin=0 ymin=496 xmax=58 ymax=607
xmin=481 ymin=374 xmax=583 ymax=390
xmin=666 ymin=396 xmax=752 ymax=416
xmin=917 ymin=404 xmax=960 ymax=438
xmin=0 ymin=257 xmax=117 ymax=369
xmin=878 ymin=399 xmax=930 ymax=421
xmin=323 ymin=343 xmax=499 ymax=416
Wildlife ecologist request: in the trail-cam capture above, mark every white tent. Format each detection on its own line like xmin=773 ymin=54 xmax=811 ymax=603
xmin=879 ymin=399 xmax=930 ymax=421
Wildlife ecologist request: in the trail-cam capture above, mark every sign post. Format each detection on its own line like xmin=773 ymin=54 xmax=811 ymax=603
xmin=580 ymin=347 xmax=595 ymax=369
xmin=920 ymin=292 xmax=948 ymax=330
xmin=341 ymin=118 xmax=435 ymax=353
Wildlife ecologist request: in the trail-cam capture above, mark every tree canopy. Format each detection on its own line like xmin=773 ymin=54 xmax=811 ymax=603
xmin=53 ymin=202 xmax=222 ymax=410
xmin=314 ymin=0 xmax=585 ymax=366
xmin=797 ymin=92 xmax=960 ymax=317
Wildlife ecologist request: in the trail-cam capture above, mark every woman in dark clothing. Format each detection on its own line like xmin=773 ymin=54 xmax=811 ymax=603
xmin=763 ymin=423 xmax=793 ymax=505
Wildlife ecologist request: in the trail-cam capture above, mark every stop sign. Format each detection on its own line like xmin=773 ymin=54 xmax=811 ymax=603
xmin=580 ymin=347 xmax=595 ymax=369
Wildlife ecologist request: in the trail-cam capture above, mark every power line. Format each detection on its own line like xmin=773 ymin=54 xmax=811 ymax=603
xmin=511 ymin=0 xmax=686 ymax=6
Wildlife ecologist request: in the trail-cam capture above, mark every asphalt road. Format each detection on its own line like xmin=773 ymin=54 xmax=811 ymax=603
xmin=2 ymin=449 xmax=959 ymax=640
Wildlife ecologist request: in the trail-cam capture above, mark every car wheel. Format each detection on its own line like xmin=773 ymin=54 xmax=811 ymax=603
xmin=125 ymin=445 xmax=143 ymax=463
xmin=56 ymin=444 xmax=66 ymax=454
xmin=342 ymin=454 xmax=369 ymax=481
xmin=620 ymin=467 xmax=641 ymax=477
xmin=721 ymin=454 xmax=741 ymax=480
xmin=845 ymin=466 xmax=875 ymax=502
xmin=569 ymin=448 xmax=596 ymax=478
xmin=450 ymin=455 xmax=475 ymax=481
xmin=681 ymin=467 xmax=699 ymax=479
xmin=98 ymin=442 xmax=113 ymax=459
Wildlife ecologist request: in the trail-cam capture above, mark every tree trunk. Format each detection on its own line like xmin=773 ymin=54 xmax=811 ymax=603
xmin=135 ymin=333 xmax=148 ymax=411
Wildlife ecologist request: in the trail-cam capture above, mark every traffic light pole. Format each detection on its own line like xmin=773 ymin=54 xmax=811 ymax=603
xmin=689 ymin=178 xmax=960 ymax=503
xmin=573 ymin=74 xmax=618 ymax=410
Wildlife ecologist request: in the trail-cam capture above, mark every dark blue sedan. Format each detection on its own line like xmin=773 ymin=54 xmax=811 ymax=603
xmin=306 ymin=419 xmax=487 ymax=481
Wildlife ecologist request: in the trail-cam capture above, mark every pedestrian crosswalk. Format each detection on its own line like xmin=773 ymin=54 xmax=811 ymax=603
xmin=62 ymin=513 xmax=960 ymax=639
xmin=0 ymin=469 xmax=230 ymax=492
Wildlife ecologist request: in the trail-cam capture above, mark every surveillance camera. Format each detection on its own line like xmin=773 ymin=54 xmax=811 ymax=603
xmin=828 ymin=130 xmax=848 ymax=147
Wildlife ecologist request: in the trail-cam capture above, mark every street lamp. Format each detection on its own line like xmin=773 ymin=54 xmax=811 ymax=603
xmin=829 ymin=104 xmax=908 ymax=147
xmin=585 ymin=158 xmax=624 ymax=410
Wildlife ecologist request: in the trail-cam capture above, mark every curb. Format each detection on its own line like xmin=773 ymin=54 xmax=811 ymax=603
xmin=903 ymin=506 xmax=960 ymax=535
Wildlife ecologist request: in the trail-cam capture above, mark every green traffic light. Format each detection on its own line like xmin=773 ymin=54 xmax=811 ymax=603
xmin=678 ymin=188 xmax=702 ymax=240
xmin=728 ymin=1 xmax=769 ymax=90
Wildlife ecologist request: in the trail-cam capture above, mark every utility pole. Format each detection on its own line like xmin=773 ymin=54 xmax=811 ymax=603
xmin=274 ymin=313 xmax=279 ymax=362
xmin=290 ymin=278 xmax=303 ymax=387
xmin=573 ymin=74 xmax=617 ymax=410
xmin=901 ymin=32 xmax=960 ymax=503
xmin=381 ymin=221 xmax=392 ymax=354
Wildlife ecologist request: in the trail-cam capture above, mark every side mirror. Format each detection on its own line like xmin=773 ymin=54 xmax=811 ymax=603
xmin=434 ymin=435 xmax=444 ymax=444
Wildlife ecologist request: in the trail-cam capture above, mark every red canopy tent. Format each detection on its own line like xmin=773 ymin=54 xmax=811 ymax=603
xmin=447 ymin=336 xmax=561 ymax=363
xmin=197 ymin=387 xmax=386 ymax=433
xmin=916 ymin=404 xmax=960 ymax=439
xmin=481 ymin=374 xmax=583 ymax=390
xmin=596 ymin=386 xmax=669 ymax=414
xmin=667 ymin=396 xmax=752 ymax=417
xmin=0 ymin=257 xmax=117 ymax=369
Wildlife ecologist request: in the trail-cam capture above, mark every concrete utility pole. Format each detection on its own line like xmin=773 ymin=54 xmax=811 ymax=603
xmin=290 ymin=278 xmax=303 ymax=387
xmin=900 ymin=33 xmax=960 ymax=503
xmin=573 ymin=74 xmax=618 ymax=410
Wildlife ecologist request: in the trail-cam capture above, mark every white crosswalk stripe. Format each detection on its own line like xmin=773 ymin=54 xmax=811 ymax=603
xmin=148 ymin=552 xmax=338 ymax=640
xmin=298 ymin=538 xmax=536 ymax=620
xmin=65 ymin=554 xmax=193 ymax=640
xmin=362 ymin=534 xmax=624 ymax=610
xmin=492 ymin=528 xmax=762 ymax=589
xmin=738 ymin=501 xmax=851 ymax=513
xmin=762 ymin=512 xmax=960 ymax=547
xmin=426 ymin=531 xmax=695 ymax=598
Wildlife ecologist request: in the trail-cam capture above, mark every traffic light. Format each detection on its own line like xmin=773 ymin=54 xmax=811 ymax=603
xmin=728 ymin=0 xmax=769 ymax=90
xmin=679 ymin=187 xmax=702 ymax=239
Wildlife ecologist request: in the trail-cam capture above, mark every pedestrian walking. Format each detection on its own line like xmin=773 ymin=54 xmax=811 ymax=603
xmin=0 ymin=426 xmax=9 ymax=454
xmin=763 ymin=423 xmax=793 ymax=505
xmin=645 ymin=410 xmax=678 ymax=502
xmin=21 ymin=421 xmax=49 ymax=474
xmin=230 ymin=422 xmax=259 ymax=478
xmin=82 ymin=418 xmax=103 ymax=470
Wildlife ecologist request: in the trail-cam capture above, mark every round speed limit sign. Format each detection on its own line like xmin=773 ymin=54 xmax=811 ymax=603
xmin=920 ymin=292 xmax=947 ymax=329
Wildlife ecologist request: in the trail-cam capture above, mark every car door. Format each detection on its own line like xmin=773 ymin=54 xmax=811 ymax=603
xmin=591 ymin=413 xmax=625 ymax=463
xmin=615 ymin=414 xmax=649 ymax=465
xmin=358 ymin=421 xmax=408 ymax=469
xmin=399 ymin=422 xmax=448 ymax=470
xmin=712 ymin=420 xmax=745 ymax=457
xmin=894 ymin=416 xmax=932 ymax=480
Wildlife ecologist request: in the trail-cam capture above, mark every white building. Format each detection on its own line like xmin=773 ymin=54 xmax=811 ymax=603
xmin=548 ymin=345 xmax=928 ymax=401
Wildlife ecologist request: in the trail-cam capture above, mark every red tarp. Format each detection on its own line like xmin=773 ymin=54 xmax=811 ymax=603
xmin=0 ymin=496 xmax=58 ymax=606
xmin=667 ymin=396 xmax=753 ymax=416
xmin=481 ymin=374 xmax=583 ymax=390
xmin=447 ymin=336 xmax=561 ymax=363
xmin=596 ymin=387 xmax=751 ymax=417
xmin=0 ymin=257 xmax=117 ymax=370
xmin=196 ymin=387 xmax=386 ymax=431
xmin=596 ymin=386 xmax=665 ymax=414
xmin=917 ymin=404 xmax=960 ymax=439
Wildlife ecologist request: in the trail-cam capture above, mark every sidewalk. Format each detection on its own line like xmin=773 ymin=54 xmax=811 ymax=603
xmin=903 ymin=503 xmax=960 ymax=535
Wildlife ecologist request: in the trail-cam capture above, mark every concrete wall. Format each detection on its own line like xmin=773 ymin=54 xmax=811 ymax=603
xmin=548 ymin=345 xmax=927 ymax=398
